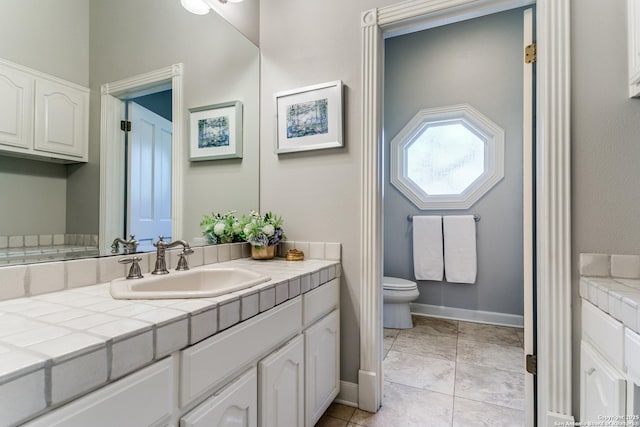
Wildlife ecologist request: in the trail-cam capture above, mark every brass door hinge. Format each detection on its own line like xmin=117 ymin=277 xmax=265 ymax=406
xmin=526 ymin=354 xmax=537 ymax=375
xmin=525 ymin=43 xmax=537 ymax=64
xmin=120 ymin=120 xmax=132 ymax=132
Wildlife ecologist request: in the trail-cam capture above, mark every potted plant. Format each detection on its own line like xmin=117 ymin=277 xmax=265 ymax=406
xmin=200 ymin=211 xmax=244 ymax=244
xmin=240 ymin=211 xmax=285 ymax=259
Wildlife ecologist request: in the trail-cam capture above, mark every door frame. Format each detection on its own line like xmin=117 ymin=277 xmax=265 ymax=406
xmin=99 ymin=64 xmax=184 ymax=253
xmin=359 ymin=1 xmax=573 ymax=426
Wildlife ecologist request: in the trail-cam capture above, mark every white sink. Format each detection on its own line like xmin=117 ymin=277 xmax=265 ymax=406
xmin=110 ymin=267 xmax=271 ymax=299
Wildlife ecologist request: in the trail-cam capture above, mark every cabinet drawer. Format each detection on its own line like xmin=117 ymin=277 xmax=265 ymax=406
xmin=303 ymin=278 xmax=339 ymax=327
xmin=582 ymin=300 xmax=625 ymax=370
xmin=180 ymin=298 xmax=302 ymax=407
xmin=24 ymin=357 xmax=174 ymax=427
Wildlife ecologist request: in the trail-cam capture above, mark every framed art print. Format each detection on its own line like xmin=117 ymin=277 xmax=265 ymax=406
xmin=274 ymin=80 xmax=343 ymax=154
xmin=189 ymin=101 xmax=243 ymax=161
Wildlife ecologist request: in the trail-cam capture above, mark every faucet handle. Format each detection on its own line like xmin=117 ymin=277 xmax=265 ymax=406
xmin=176 ymin=248 xmax=194 ymax=271
xmin=119 ymin=256 xmax=143 ymax=279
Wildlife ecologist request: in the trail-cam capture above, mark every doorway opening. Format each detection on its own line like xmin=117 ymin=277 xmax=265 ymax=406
xmin=99 ymin=64 xmax=183 ymax=254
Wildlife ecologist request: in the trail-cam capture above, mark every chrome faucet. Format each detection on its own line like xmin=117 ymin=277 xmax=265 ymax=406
xmin=111 ymin=235 xmax=139 ymax=254
xmin=152 ymin=235 xmax=192 ymax=275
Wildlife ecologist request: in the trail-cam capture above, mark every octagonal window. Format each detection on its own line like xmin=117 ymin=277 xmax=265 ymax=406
xmin=390 ymin=104 xmax=504 ymax=210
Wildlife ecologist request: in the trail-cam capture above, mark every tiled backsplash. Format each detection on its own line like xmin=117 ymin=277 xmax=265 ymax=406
xmin=579 ymin=253 xmax=640 ymax=279
xmin=0 ymin=241 xmax=342 ymax=302
xmin=0 ymin=233 xmax=98 ymax=249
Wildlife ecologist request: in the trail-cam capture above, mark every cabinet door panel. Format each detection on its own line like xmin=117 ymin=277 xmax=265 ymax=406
xmin=259 ymin=335 xmax=304 ymax=427
xmin=34 ymin=78 xmax=87 ymax=158
xmin=181 ymin=368 xmax=257 ymax=427
xmin=304 ymin=310 xmax=340 ymax=427
xmin=0 ymin=62 xmax=33 ymax=150
xmin=580 ymin=341 xmax=626 ymax=423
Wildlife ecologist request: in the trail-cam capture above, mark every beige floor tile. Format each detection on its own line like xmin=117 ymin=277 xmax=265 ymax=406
xmin=457 ymin=321 xmax=521 ymax=346
xmin=452 ymin=397 xmax=525 ymax=426
xmin=456 ymin=339 xmax=524 ymax=372
xmin=454 ymin=362 xmax=525 ymax=411
xmin=315 ymin=414 xmax=348 ymax=427
xmin=349 ymin=382 xmax=453 ymax=427
xmin=393 ymin=330 xmax=457 ymax=361
xmin=383 ymin=350 xmax=455 ymax=395
xmin=325 ymin=403 xmax=356 ymax=421
xmin=516 ymin=328 xmax=525 ymax=347
xmin=411 ymin=316 xmax=459 ymax=336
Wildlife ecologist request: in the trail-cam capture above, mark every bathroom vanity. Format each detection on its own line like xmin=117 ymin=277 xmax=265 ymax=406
xmin=579 ymin=254 xmax=640 ymax=424
xmin=0 ymin=244 xmax=341 ymax=427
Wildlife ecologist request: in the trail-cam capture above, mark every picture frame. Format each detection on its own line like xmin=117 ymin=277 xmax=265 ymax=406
xmin=274 ymin=80 xmax=343 ymax=154
xmin=189 ymin=101 xmax=243 ymax=161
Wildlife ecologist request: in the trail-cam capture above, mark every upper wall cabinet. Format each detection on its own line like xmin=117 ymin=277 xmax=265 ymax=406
xmin=629 ymin=0 xmax=640 ymax=97
xmin=0 ymin=58 xmax=89 ymax=163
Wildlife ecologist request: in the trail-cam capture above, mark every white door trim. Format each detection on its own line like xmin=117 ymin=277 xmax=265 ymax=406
xmin=99 ymin=64 xmax=184 ymax=253
xmin=359 ymin=1 xmax=573 ymax=425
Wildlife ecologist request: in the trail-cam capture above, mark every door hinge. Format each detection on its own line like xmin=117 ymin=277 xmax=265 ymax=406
xmin=526 ymin=354 xmax=537 ymax=375
xmin=120 ymin=120 xmax=132 ymax=132
xmin=525 ymin=43 xmax=537 ymax=64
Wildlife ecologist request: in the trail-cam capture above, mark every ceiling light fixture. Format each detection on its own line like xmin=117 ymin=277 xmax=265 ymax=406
xmin=180 ymin=0 xmax=210 ymax=15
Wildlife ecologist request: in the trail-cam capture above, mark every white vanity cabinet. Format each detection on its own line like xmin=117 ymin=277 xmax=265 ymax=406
xmin=0 ymin=58 xmax=89 ymax=162
xmin=259 ymin=335 xmax=305 ymax=427
xmin=181 ymin=368 xmax=258 ymax=427
xmin=581 ymin=300 xmax=627 ymax=422
xmin=628 ymin=0 xmax=640 ymax=97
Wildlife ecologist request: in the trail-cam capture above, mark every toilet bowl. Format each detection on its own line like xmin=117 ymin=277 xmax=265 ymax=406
xmin=383 ymin=276 xmax=420 ymax=329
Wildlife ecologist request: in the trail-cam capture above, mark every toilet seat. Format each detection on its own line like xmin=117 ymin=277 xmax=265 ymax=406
xmin=383 ymin=276 xmax=417 ymax=291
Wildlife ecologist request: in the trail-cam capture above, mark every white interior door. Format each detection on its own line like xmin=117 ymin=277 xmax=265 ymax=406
xmin=127 ymin=101 xmax=172 ymax=244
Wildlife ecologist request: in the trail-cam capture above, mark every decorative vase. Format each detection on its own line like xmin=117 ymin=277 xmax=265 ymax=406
xmin=251 ymin=245 xmax=276 ymax=260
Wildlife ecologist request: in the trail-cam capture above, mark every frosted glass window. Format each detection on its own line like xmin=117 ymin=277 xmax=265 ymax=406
xmin=390 ymin=104 xmax=504 ymax=209
xmin=406 ymin=122 xmax=485 ymax=195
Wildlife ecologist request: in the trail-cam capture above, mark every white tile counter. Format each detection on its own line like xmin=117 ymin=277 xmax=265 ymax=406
xmin=0 ymin=257 xmax=340 ymax=425
xmin=580 ymin=276 xmax=640 ymax=333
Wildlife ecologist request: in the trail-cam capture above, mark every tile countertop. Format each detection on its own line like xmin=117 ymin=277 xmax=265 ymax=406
xmin=0 ymin=258 xmax=340 ymax=424
xmin=580 ymin=276 xmax=640 ymax=334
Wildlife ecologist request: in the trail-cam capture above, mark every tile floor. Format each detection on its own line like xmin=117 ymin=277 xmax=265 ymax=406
xmin=316 ymin=315 xmax=525 ymax=427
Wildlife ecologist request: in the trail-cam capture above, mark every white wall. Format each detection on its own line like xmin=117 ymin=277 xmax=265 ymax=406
xmin=571 ymin=0 xmax=640 ymax=416
xmin=260 ymin=0 xmax=399 ymax=384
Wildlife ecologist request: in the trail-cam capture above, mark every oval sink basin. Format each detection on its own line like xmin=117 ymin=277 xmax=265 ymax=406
xmin=110 ymin=267 xmax=271 ymax=299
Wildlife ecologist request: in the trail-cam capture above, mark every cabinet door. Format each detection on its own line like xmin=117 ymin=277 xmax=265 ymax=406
xmin=580 ymin=341 xmax=626 ymax=423
xmin=34 ymin=77 xmax=88 ymax=159
xmin=629 ymin=0 xmax=640 ymax=96
xmin=304 ymin=310 xmax=340 ymax=427
xmin=181 ymin=367 xmax=257 ymax=427
xmin=0 ymin=62 xmax=33 ymax=150
xmin=259 ymin=335 xmax=304 ymax=427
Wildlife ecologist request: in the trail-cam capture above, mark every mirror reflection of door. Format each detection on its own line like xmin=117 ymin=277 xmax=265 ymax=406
xmin=126 ymin=91 xmax=172 ymax=247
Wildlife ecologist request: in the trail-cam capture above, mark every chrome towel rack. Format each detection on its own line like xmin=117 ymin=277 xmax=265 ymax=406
xmin=407 ymin=214 xmax=481 ymax=222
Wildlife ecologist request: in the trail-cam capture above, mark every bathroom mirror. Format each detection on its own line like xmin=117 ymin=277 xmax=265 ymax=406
xmin=0 ymin=0 xmax=259 ymax=266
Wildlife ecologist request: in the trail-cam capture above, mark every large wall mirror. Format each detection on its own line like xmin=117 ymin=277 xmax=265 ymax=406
xmin=0 ymin=0 xmax=259 ymax=266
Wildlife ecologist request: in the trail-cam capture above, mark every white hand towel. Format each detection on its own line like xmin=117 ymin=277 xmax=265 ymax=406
xmin=443 ymin=215 xmax=477 ymax=284
xmin=412 ymin=216 xmax=444 ymax=281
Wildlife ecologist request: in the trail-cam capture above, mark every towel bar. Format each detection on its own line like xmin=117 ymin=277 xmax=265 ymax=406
xmin=407 ymin=214 xmax=481 ymax=222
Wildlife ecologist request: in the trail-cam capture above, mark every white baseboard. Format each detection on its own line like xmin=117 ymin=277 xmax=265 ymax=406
xmin=410 ymin=302 xmax=524 ymax=328
xmin=547 ymin=411 xmax=575 ymax=425
xmin=334 ymin=381 xmax=359 ymax=407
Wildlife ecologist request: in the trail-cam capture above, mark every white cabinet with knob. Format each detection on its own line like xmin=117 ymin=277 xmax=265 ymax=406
xmin=0 ymin=58 xmax=89 ymax=162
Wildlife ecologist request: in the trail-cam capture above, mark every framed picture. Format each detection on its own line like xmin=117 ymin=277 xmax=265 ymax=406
xmin=274 ymin=80 xmax=343 ymax=154
xmin=189 ymin=101 xmax=243 ymax=161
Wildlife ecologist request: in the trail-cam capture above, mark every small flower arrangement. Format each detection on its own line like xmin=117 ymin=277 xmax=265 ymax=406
xmin=200 ymin=211 xmax=244 ymax=244
xmin=240 ymin=211 xmax=285 ymax=248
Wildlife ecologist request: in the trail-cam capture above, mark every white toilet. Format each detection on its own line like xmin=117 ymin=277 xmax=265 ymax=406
xmin=383 ymin=276 xmax=420 ymax=329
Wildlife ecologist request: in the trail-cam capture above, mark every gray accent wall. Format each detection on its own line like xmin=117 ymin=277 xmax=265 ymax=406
xmin=384 ymin=8 xmax=526 ymax=316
